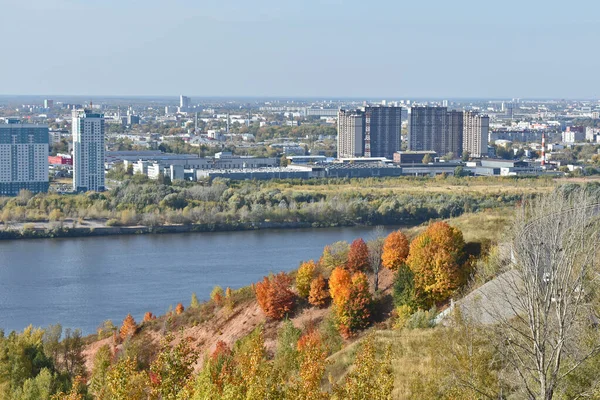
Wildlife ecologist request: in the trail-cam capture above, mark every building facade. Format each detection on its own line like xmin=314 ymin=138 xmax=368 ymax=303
xmin=463 ymin=112 xmax=489 ymax=158
xmin=337 ymin=109 xmax=364 ymax=158
xmin=366 ymin=106 xmax=402 ymax=159
xmin=409 ymin=107 xmax=488 ymax=158
xmin=337 ymin=106 xmax=401 ymax=159
xmin=0 ymin=119 xmax=49 ymax=196
xmin=73 ymin=109 xmax=105 ymax=192
xmin=409 ymin=106 xmax=449 ymax=155
xmin=179 ymin=95 xmax=191 ymax=111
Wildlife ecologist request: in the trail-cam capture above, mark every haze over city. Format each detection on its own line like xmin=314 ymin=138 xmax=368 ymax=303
xmin=3 ymin=0 xmax=600 ymax=98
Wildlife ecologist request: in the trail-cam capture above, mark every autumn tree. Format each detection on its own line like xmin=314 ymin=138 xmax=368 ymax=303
xmin=211 ymin=286 xmax=224 ymax=306
xmin=255 ymin=273 xmax=296 ymax=320
xmin=88 ymin=344 xmax=111 ymax=399
xmin=382 ymin=230 xmax=410 ymax=271
xmin=224 ymin=287 xmax=234 ymax=312
xmin=337 ymin=272 xmax=373 ymax=337
xmin=296 ymin=260 xmax=317 ymax=298
xmin=319 ymin=241 xmax=349 ymax=272
xmin=332 ymin=334 xmax=394 ymax=399
xmin=190 ymin=293 xmax=200 ymax=309
xmin=143 ymin=312 xmax=156 ymax=322
xmin=150 ymin=334 xmax=199 ymax=399
xmin=290 ymin=330 xmax=329 ymax=400
xmin=329 ymin=267 xmax=351 ymax=305
xmin=308 ymin=275 xmax=329 ymax=308
xmin=406 ymin=221 xmax=466 ymax=307
xmin=176 ymin=303 xmax=184 ymax=315
xmin=330 ymin=267 xmax=372 ymax=337
xmin=119 ymin=314 xmax=137 ymax=340
xmin=105 ymin=357 xmax=147 ymax=400
xmin=346 ymin=238 xmax=370 ymax=273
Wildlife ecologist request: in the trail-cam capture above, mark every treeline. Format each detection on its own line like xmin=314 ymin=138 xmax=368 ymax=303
xmin=0 ymin=177 xmax=530 ymax=229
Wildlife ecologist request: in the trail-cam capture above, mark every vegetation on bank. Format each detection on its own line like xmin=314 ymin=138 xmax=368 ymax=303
xmin=1 ymin=176 xmax=557 ymax=233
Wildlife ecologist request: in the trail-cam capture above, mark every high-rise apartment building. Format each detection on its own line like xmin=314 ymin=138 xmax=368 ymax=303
xmin=337 ymin=109 xmax=364 ymax=158
xmin=365 ymin=106 xmax=402 ymax=159
xmin=463 ymin=112 xmax=489 ymax=158
xmin=179 ymin=95 xmax=191 ymax=111
xmin=409 ymin=107 xmax=450 ymax=155
xmin=0 ymin=119 xmax=49 ymax=196
xmin=337 ymin=106 xmax=402 ymax=159
xmin=409 ymin=107 xmax=488 ymax=158
xmin=73 ymin=109 xmax=105 ymax=192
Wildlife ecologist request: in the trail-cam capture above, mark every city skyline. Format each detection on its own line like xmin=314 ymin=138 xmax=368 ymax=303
xmin=2 ymin=0 xmax=600 ymax=98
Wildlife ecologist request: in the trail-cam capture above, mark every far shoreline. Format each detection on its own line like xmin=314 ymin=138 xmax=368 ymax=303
xmin=0 ymin=219 xmax=423 ymax=241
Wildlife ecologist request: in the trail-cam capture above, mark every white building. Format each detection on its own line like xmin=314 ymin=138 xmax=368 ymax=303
xmin=463 ymin=112 xmax=489 ymax=158
xmin=0 ymin=119 xmax=49 ymax=196
xmin=73 ymin=109 xmax=105 ymax=192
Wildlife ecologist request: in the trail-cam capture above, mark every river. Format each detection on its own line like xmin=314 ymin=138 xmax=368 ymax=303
xmin=0 ymin=226 xmax=402 ymax=334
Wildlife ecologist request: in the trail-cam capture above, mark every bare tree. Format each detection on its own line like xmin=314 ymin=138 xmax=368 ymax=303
xmin=368 ymin=225 xmax=385 ymax=292
xmin=482 ymin=188 xmax=600 ymax=399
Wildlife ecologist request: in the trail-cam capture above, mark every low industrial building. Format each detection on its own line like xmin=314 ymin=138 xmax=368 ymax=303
xmin=393 ymin=151 xmax=438 ymax=164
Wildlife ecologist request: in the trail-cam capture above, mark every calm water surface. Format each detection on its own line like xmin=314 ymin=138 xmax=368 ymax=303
xmin=0 ymin=226 xmax=400 ymax=334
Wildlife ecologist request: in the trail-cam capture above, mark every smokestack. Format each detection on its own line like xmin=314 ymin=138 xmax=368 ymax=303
xmin=541 ymin=133 xmax=546 ymax=166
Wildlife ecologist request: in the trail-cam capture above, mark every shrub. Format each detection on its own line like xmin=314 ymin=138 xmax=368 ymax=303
xmin=319 ymin=241 xmax=349 ymax=272
xmin=308 ymin=275 xmax=329 ymax=308
xmin=406 ymin=221 xmax=466 ymax=307
xmin=190 ymin=293 xmax=200 ymax=309
xmin=346 ymin=238 xmax=370 ymax=273
xmin=211 ymin=286 xmax=224 ymax=306
xmin=143 ymin=312 xmax=156 ymax=322
xmin=120 ymin=314 xmax=137 ymax=340
xmin=296 ymin=260 xmax=316 ymax=298
xmin=405 ymin=307 xmax=438 ymax=329
xmin=329 ymin=267 xmax=351 ymax=305
xmin=176 ymin=303 xmax=184 ymax=315
xmin=382 ymin=230 xmax=410 ymax=271
xmin=393 ymin=264 xmax=417 ymax=310
xmin=255 ymin=273 xmax=296 ymax=320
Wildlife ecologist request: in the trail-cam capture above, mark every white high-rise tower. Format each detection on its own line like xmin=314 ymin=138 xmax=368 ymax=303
xmin=73 ymin=109 xmax=105 ymax=192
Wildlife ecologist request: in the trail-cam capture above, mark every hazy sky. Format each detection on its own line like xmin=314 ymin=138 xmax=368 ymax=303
xmin=2 ymin=0 xmax=599 ymax=98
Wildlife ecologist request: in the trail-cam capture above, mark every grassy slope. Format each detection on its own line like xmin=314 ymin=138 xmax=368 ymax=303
xmin=82 ymin=207 xmax=513 ymax=393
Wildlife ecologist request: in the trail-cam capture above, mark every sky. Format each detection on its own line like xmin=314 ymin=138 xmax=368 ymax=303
xmin=1 ymin=0 xmax=599 ymax=99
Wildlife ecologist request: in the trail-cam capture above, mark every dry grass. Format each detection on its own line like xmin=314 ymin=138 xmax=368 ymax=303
xmin=325 ymin=328 xmax=442 ymax=399
xmin=267 ymin=176 xmax=556 ymax=197
xmin=405 ymin=207 xmax=513 ymax=244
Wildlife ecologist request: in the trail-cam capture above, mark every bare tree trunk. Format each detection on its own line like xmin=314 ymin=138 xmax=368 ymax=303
xmin=479 ymin=189 xmax=600 ymax=399
xmin=368 ymin=226 xmax=385 ymax=292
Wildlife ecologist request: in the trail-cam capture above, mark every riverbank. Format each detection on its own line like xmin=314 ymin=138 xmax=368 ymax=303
xmin=0 ymin=219 xmax=408 ymax=241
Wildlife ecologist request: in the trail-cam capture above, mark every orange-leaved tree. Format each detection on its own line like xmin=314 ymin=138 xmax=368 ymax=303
xmin=296 ymin=260 xmax=317 ymax=298
xmin=329 ymin=266 xmax=352 ymax=306
xmin=119 ymin=314 xmax=137 ymax=340
xmin=346 ymin=238 xmax=370 ymax=273
xmin=308 ymin=275 xmax=329 ymax=308
xmin=335 ymin=272 xmax=373 ymax=337
xmin=143 ymin=312 xmax=156 ymax=322
xmin=255 ymin=272 xmax=296 ymax=320
xmin=406 ymin=221 xmax=466 ymax=308
xmin=176 ymin=303 xmax=184 ymax=315
xmin=382 ymin=230 xmax=410 ymax=271
xmin=293 ymin=330 xmax=329 ymax=399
